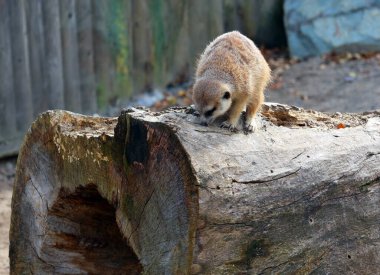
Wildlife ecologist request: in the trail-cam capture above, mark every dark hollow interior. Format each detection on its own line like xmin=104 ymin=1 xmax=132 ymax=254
xmin=40 ymin=185 xmax=142 ymax=274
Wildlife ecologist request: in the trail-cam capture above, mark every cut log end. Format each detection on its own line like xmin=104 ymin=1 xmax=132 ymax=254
xmin=10 ymin=105 xmax=380 ymax=274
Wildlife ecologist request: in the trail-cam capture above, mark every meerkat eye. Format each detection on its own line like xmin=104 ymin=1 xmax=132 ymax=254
xmin=223 ymin=91 xmax=230 ymax=100
xmin=204 ymin=107 xmax=216 ymax=117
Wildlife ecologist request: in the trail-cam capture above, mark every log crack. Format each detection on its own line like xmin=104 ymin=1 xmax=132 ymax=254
xmin=28 ymin=179 xmax=49 ymax=212
xmin=210 ymin=222 xmax=253 ymax=227
xmin=366 ymin=151 xmax=380 ymax=158
xmin=291 ymin=149 xmax=306 ymax=160
xmin=29 ymin=179 xmax=44 ymax=203
xmin=194 ymin=129 xmax=234 ymax=136
xmin=257 ymin=260 xmax=291 ymax=275
xmin=127 ymin=188 xmax=156 ymax=242
xmin=28 ymin=240 xmax=57 ymax=269
xmin=321 ymin=189 xmax=379 ymax=206
xmin=231 ymin=167 xmax=302 ymax=184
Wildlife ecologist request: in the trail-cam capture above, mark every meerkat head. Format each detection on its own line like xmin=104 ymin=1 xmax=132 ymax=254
xmin=192 ymin=78 xmax=232 ymax=125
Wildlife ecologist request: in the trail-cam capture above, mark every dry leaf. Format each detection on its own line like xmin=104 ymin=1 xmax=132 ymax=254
xmin=337 ymin=123 xmax=345 ymax=129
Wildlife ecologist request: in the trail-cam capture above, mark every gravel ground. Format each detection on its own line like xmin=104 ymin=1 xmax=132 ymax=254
xmin=266 ymin=54 xmax=380 ymax=113
xmin=0 ymin=53 xmax=379 ymax=274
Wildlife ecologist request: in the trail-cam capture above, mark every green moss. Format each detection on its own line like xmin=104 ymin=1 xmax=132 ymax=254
xmin=123 ymin=194 xmax=135 ymax=215
xmin=105 ymin=0 xmax=132 ymax=98
xmin=359 ymin=177 xmax=380 ymax=192
xmin=245 ymin=239 xmax=269 ymax=259
xmin=96 ymin=83 xmax=107 ymax=110
xmin=225 ymin=238 xmax=270 ymax=269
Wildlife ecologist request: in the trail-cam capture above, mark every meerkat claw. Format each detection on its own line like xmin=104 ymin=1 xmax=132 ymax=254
xmin=220 ymin=121 xmax=238 ymax=132
xmin=243 ymin=124 xmax=254 ymax=134
xmin=243 ymin=120 xmax=256 ymax=134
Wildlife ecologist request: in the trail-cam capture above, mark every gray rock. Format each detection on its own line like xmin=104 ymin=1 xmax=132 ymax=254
xmin=284 ymin=0 xmax=380 ymax=58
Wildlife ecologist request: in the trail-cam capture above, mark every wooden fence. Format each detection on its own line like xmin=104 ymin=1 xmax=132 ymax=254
xmin=0 ymin=0 xmax=284 ymax=157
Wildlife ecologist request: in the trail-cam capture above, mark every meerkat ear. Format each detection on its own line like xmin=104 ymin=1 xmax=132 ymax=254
xmin=223 ymin=91 xmax=230 ymax=100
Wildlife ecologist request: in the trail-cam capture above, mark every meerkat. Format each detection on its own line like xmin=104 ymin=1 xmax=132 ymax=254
xmin=192 ymin=31 xmax=271 ymax=132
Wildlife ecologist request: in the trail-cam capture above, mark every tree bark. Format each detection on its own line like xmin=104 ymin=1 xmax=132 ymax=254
xmin=10 ymin=104 xmax=380 ymax=274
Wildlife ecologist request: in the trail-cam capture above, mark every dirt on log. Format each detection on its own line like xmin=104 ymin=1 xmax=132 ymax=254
xmin=10 ymin=104 xmax=380 ymax=274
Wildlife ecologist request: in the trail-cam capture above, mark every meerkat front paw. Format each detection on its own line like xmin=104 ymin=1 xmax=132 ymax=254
xmin=243 ymin=122 xmax=256 ymax=134
xmin=220 ymin=121 xmax=238 ymax=132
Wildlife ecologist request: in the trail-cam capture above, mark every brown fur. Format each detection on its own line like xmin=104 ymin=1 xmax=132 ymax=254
xmin=193 ymin=31 xmax=271 ymax=130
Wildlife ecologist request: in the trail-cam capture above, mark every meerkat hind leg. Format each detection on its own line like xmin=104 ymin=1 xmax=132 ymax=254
xmin=244 ymin=92 xmax=264 ymax=133
xmin=244 ymin=103 xmax=258 ymax=133
xmin=243 ymin=112 xmax=257 ymax=133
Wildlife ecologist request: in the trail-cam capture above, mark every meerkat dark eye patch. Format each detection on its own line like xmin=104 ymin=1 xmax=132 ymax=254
xmin=204 ymin=107 xmax=216 ymax=117
xmin=223 ymin=91 xmax=230 ymax=100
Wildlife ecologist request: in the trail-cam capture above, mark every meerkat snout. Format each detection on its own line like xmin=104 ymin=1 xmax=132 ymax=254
xmin=192 ymin=31 xmax=271 ymax=133
xmin=193 ymin=78 xmax=233 ymax=125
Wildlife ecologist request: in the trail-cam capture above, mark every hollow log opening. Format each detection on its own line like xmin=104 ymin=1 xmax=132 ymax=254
xmin=40 ymin=185 xmax=142 ymax=274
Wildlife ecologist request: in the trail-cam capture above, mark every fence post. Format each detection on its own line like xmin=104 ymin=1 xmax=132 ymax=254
xmin=42 ymin=0 xmax=65 ymax=110
xmin=76 ymin=0 xmax=97 ymax=114
xmin=60 ymin=0 xmax=82 ymax=113
xmin=0 ymin=0 xmax=17 ymax=142
xmin=9 ymin=0 xmax=33 ymax=131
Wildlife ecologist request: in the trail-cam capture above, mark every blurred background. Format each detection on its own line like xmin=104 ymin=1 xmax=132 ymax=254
xmin=0 ymin=0 xmax=380 ymax=272
xmin=1 ymin=0 xmax=380 ymax=158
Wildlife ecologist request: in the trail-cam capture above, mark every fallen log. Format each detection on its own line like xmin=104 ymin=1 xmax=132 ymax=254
xmin=10 ymin=104 xmax=380 ymax=274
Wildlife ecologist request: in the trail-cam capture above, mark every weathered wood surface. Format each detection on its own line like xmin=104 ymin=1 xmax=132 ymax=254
xmin=10 ymin=104 xmax=380 ymax=274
